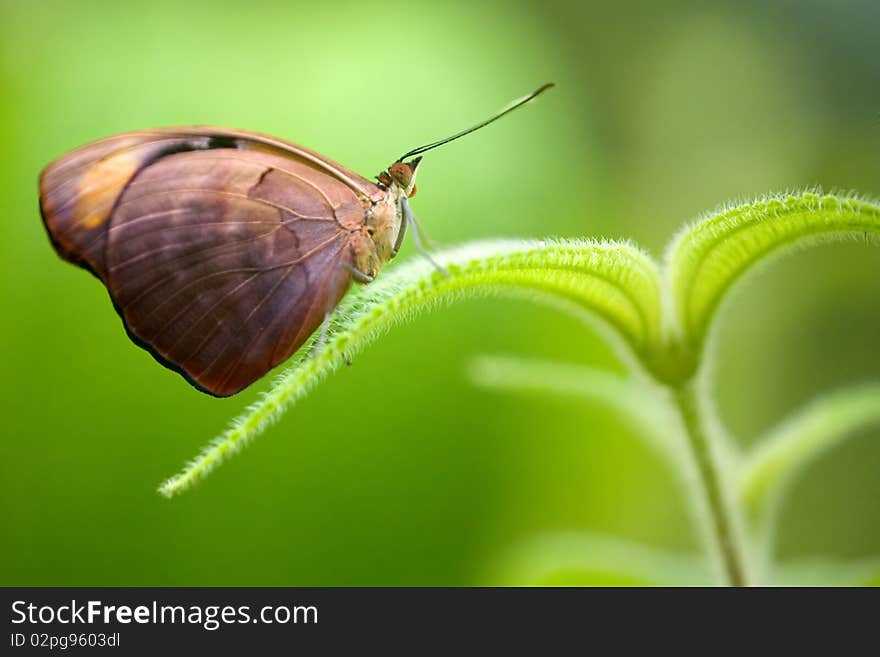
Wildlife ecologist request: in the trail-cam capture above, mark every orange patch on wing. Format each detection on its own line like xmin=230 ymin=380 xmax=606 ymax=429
xmin=74 ymin=150 xmax=139 ymax=229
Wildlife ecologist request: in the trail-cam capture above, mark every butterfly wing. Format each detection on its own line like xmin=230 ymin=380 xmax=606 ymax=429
xmin=40 ymin=128 xmax=380 ymax=396
xmin=39 ymin=127 xmax=379 ymax=278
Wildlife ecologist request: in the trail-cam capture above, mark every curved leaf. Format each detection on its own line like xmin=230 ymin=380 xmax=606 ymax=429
xmin=738 ymin=384 xmax=880 ymax=526
xmin=666 ymin=192 xmax=880 ymax=350
xmin=159 ymin=238 xmax=662 ymax=496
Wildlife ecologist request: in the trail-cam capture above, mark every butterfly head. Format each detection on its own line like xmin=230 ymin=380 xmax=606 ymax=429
xmin=378 ymin=156 xmax=421 ymax=198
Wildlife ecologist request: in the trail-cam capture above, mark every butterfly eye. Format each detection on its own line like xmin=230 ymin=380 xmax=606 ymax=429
xmin=388 ymin=162 xmax=413 ymax=189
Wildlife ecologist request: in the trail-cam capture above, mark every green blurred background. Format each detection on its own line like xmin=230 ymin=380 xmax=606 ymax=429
xmin=1 ymin=0 xmax=878 ymax=585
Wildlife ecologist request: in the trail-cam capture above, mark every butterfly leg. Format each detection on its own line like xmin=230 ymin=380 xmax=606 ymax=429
xmin=402 ymin=198 xmax=448 ymax=276
xmin=408 ymin=206 xmax=442 ymax=249
xmin=340 ymin=262 xmax=374 ymax=283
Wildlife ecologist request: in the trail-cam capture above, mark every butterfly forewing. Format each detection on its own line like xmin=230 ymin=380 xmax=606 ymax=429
xmin=39 ymin=132 xmax=194 ymax=277
xmin=40 ymin=128 xmax=381 ymax=396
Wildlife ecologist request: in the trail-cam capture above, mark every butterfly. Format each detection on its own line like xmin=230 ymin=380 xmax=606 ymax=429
xmin=39 ymin=84 xmax=553 ymax=397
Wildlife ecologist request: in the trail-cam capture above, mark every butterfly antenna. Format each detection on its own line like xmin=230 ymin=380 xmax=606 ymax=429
xmin=396 ymin=83 xmax=555 ymax=162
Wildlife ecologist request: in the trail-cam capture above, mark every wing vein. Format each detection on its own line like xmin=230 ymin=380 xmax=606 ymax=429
xmin=163 ymin=270 xmax=264 ymax=353
xmin=123 ymin=231 xmax=347 ymax=314
xmin=108 ymin=224 xmax=284 ymax=273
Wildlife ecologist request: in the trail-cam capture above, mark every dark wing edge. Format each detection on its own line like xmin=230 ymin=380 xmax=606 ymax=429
xmin=107 ymin=240 xmax=354 ymax=398
xmin=108 ymin=293 xmax=226 ymax=396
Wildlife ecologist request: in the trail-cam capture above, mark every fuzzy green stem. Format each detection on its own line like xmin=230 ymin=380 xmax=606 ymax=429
xmin=672 ymin=380 xmax=749 ymax=586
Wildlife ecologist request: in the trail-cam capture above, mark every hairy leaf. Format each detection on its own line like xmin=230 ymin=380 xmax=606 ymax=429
xmin=666 ymin=192 xmax=880 ymax=352
xmin=159 ymin=239 xmax=662 ymax=496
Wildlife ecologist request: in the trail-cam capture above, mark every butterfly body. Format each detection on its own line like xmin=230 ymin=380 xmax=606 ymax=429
xmin=40 ymin=127 xmax=417 ymax=396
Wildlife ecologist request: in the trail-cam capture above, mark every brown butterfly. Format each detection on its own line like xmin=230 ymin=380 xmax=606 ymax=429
xmin=39 ymin=84 xmax=553 ymax=397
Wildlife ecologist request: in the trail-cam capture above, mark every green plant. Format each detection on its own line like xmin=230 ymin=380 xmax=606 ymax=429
xmin=158 ymin=190 xmax=880 ymax=586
